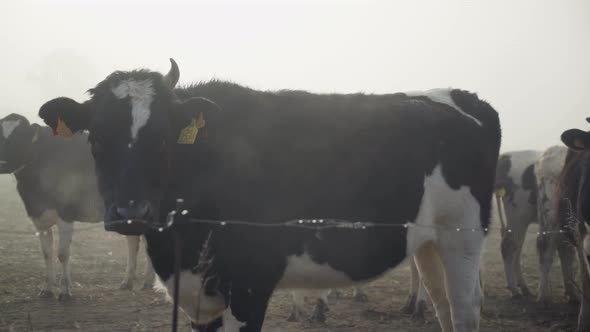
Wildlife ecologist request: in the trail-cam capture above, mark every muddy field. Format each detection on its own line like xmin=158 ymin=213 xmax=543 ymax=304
xmin=0 ymin=175 xmax=579 ymax=332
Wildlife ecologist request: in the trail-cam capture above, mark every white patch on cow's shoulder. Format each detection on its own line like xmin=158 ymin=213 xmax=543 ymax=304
xmin=277 ymin=252 xmax=356 ymax=289
xmin=221 ymin=307 xmax=246 ymax=331
xmin=112 ymin=79 xmax=155 ymax=140
xmin=159 ymin=270 xmax=226 ymax=325
xmin=406 ymin=164 xmax=483 ymax=254
xmin=2 ymin=120 xmax=21 ymax=138
xmin=405 ymin=88 xmax=482 ymax=126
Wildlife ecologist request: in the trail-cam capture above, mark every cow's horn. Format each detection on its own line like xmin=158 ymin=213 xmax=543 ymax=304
xmin=586 ymin=117 xmax=590 ymax=124
xmin=163 ymin=58 xmax=180 ymax=89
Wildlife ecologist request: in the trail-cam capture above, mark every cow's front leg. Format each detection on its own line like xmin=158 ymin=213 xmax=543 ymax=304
xmin=35 ymin=226 xmax=55 ymax=298
xmin=142 ymin=237 xmax=156 ymax=290
xmin=32 ymin=210 xmax=58 ymax=298
xmin=121 ymin=235 xmax=140 ymax=290
xmin=223 ymin=287 xmax=273 ymax=332
xmin=57 ymin=219 xmax=74 ymax=301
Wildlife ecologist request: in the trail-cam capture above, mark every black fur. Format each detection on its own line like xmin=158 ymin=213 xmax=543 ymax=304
xmin=39 ymin=70 xmax=501 ymax=330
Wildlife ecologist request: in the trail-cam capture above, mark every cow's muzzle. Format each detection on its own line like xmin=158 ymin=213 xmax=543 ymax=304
xmin=104 ymin=201 xmax=153 ymax=235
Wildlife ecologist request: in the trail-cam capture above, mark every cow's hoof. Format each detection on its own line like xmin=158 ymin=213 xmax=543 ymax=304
xmin=38 ymin=289 xmax=54 ymax=298
xmin=353 ymin=292 xmax=369 ymax=303
xmin=58 ymin=293 xmax=72 ymax=302
xmin=119 ymin=281 xmax=133 ymax=290
xmin=400 ymin=294 xmax=417 ymax=314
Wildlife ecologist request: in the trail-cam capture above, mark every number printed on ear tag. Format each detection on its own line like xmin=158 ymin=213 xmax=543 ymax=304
xmin=177 ymin=112 xmax=206 ymax=144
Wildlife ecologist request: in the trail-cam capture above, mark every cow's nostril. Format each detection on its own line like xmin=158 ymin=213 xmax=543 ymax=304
xmin=115 ymin=201 xmax=150 ymax=220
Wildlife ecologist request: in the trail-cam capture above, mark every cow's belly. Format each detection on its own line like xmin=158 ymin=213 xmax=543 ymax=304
xmin=276 ymin=252 xmax=391 ymax=289
xmin=159 ymin=271 xmax=225 ymax=324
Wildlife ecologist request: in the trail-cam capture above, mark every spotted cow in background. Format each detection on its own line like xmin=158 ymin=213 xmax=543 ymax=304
xmin=534 ymin=146 xmax=576 ymax=305
xmin=494 ymin=150 xmax=541 ymax=298
xmin=495 ymin=147 xmax=575 ymax=304
xmin=0 ymin=114 xmax=154 ymax=300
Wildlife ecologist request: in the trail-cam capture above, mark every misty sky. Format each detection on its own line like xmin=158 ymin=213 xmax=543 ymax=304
xmin=1 ymin=0 xmax=589 ymax=152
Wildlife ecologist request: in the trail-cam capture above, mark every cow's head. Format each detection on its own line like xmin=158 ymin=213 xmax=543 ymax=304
xmin=39 ymin=59 xmax=220 ymax=235
xmin=0 ymin=114 xmax=39 ymax=174
xmin=561 ymin=118 xmax=590 ymax=151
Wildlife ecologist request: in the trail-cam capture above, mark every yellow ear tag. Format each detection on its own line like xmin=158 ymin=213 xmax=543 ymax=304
xmin=496 ymin=188 xmax=506 ymax=198
xmin=56 ymin=118 xmax=74 ymax=138
xmin=177 ymin=112 xmax=206 ymax=145
xmin=31 ymin=127 xmax=39 ymax=143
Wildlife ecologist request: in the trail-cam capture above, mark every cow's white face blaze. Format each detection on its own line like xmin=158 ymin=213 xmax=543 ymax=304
xmin=111 ymin=79 xmax=155 ymax=142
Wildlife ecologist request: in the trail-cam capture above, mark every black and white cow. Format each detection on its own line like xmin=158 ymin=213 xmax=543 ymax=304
xmin=0 ymin=114 xmax=154 ymax=299
xmin=558 ymin=124 xmax=590 ymax=331
xmin=496 ymin=150 xmax=541 ymax=297
xmin=494 ymin=150 xmax=541 ymax=298
xmin=534 ymin=145 xmax=576 ymax=305
xmin=494 ymin=148 xmax=575 ymax=303
xmin=39 ymin=59 xmax=500 ymax=332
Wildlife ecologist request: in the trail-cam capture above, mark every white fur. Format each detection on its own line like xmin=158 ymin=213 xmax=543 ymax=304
xmin=112 ymin=79 xmax=155 ymax=140
xmin=496 ymin=150 xmax=542 ymax=297
xmin=221 ymin=307 xmax=247 ymax=331
xmin=408 ymin=163 xmax=484 ymax=331
xmin=160 ymin=271 xmax=226 ymax=325
xmin=2 ymin=120 xmax=21 ymax=138
xmin=406 ymin=164 xmax=484 ymax=254
xmin=32 ymin=210 xmax=59 ymax=295
xmin=278 ymin=252 xmax=358 ymax=289
xmin=57 ymin=219 xmax=74 ymax=297
xmin=405 ymin=89 xmax=482 ymax=126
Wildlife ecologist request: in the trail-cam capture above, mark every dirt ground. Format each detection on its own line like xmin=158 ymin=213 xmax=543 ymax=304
xmin=0 ymin=175 xmax=579 ymax=332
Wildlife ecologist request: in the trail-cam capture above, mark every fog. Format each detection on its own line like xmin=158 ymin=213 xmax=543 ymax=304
xmin=1 ymin=0 xmax=589 ymax=152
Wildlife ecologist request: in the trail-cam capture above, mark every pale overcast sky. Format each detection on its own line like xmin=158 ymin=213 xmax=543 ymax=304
xmin=1 ymin=0 xmax=588 ymax=152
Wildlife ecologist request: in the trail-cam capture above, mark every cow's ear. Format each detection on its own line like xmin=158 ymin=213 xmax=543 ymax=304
xmin=561 ymin=128 xmax=590 ymax=151
xmin=39 ymin=97 xmax=93 ymax=137
xmin=171 ymin=97 xmax=220 ymax=145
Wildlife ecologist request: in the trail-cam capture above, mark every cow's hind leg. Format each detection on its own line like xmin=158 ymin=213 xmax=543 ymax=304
xmin=501 ymin=220 xmax=529 ymax=298
xmin=57 ymin=219 xmax=74 ymax=301
xmin=439 ymin=230 xmax=484 ymax=332
xmin=537 ymin=231 xmax=556 ymax=305
xmin=120 ymin=235 xmax=140 ymax=290
xmin=400 ymin=258 xmax=419 ymax=314
xmin=414 ymin=241 xmax=453 ymax=332
xmin=559 ymin=234 xmax=579 ymax=304
xmin=412 ymin=275 xmax=428 ymax=321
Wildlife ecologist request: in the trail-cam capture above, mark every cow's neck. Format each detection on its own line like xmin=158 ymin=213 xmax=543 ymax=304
xmin=143 ymin=224 xmax=215 ymax=281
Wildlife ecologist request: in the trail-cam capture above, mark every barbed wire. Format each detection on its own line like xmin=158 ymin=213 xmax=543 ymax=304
xmin=0 ymin=223 xmax=103 ymax=236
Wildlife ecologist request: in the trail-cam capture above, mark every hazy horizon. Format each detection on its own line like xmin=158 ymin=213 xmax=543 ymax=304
xmin=2 ymin=0 xmax=589 ymax=152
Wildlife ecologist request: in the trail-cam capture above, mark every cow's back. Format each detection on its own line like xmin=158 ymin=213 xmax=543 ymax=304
xmin=171 ymin=83 xmax=500 ymax=227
